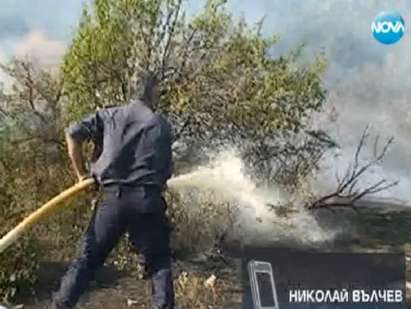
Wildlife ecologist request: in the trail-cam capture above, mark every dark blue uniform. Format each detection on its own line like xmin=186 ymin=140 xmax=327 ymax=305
xmin=53 ymin=100 xmax=175 ymax=309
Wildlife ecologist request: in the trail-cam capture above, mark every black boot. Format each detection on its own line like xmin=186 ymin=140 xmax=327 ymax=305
xmin=151 ymin=268 xmax=175 ymax=309
xmin=50 ymin=299 xmax=72 ymax=309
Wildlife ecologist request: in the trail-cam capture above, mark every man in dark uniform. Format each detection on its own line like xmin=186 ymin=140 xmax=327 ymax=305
xmin=51 ymin=73 xmax=175 ymax=309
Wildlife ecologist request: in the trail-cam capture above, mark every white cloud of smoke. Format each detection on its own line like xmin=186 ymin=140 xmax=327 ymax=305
xmin=14 ymin=31 xmax=66 ymax=67
xmin=1 ymin=0 xmax=410 ymax=202
xmin=169 ymin=149 xmax=336 ymax=247
xmin=227 ymin=0 xmax=411 ymax=202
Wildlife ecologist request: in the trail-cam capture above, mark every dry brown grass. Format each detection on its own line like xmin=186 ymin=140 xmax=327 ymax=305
xmin=175 ymin=270 xmax=241 ymax=308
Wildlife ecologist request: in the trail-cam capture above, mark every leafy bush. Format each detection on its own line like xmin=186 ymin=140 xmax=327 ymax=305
xmin=166 ymin=189 xmax=237 ymax=257
xmin=0 ymin=235 xmax=40 ymax=302
xmin=0 ymin=138 xmax=75 ymax=301
xmin=62 ymin=0 xmax=329 ymax=185
xmin=0 ymin=0 xmax=330 ymax=305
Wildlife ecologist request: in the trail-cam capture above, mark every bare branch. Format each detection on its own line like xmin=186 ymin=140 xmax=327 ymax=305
xmin=161 ymin=0 xmax=182 ymax=77
xmin=308 ymin=127 xmax=397 ymax=210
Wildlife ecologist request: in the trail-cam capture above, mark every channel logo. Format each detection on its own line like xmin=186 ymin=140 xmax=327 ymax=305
xmin=372 ymin=11 xmax=405 ymax=44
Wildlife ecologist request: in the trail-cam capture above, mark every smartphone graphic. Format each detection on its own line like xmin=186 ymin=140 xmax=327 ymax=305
xmin=248 ymin=260 xmax=279 ymax=309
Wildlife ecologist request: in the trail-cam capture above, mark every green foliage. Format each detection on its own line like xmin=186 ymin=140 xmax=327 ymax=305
xmin=0 ymin=61 xmax=75 ymax=301
xmin=0 ymin=131 xmax=71 ymax=301
xmin=0 ymin=0 xmax=331 ymax=303
xmin=0 ymin=236 xmax=39 ymax=302
xmin=166 ymin=189 xmax=236 ymax=256
xmin=62 ymin=0 xmax=184 ymax=121
xmin=62 ymin=0 xmax=329 ymax=185
xmin=63 ymin=0 xmax=327 ymax=132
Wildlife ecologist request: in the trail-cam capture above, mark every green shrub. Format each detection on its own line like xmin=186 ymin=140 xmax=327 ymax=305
xmin=0 ymin=141 xmax=74 ymax=301
xmin=166 ymin=189 xmax=237 ymax=257
xmin=0 ymin=235 xmax=40 ymax=302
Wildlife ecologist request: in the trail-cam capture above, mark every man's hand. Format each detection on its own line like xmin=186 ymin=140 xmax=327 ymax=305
xmin=66 ymin=131 xmax=90 ymax=183
xmin=78 ymin=174 xmax=90 ymax=183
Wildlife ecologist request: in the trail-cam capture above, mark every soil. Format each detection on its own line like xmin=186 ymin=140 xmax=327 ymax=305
xmin=11 ymin=200 xmax=411 ymax=308
xmin=16 ymin=256 xmax=243 ymax=309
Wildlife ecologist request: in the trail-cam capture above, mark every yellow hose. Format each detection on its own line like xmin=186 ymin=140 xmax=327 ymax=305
xmin=0 ymin=178 xmax=95 ymax=254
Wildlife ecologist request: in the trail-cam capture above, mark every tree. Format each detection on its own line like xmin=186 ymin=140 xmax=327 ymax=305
xmin=307 ymin=126 xmax=398 ymax=210
xmin=62 ymin=0 xmax=331 ymax=185
xmin=0 ymin=59 xmax=71 ymax=302
xmin=0 ymin=1 xmax=397 ymax=301
xmin=0 ymin=60 xmax=64 ymax=149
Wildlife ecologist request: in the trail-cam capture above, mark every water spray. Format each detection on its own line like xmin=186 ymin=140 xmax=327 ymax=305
xmin=0 ymin=151 xmax=332 ymax=254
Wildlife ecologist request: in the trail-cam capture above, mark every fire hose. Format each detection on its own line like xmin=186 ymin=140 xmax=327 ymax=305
xmin=0 ymin=178 xmax=95 ymax=254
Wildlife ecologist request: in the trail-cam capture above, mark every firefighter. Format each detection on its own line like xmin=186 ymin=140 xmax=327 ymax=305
xmin=51 ymin=72 xmax=175 ymax=309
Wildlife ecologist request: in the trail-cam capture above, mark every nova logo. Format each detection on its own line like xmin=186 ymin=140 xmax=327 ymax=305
xmin=372 ymin=11 xmax=405 ymax=44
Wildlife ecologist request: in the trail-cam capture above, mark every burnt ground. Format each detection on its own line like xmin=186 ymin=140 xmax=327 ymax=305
xmin=9 ymin=201 xmax=411 ymax=308
xmin=17 ymin=255 xmax=243 ymax=309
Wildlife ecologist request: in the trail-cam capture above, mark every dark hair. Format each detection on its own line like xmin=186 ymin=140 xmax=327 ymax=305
xmin=136 ymin=71 xmax=160 ymax=103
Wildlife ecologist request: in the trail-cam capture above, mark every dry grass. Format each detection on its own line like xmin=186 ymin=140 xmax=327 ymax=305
xmin=175 ymin=270 xmax=242 ymax=309
xmin=9 ymin=256 xmax=242 ymax=309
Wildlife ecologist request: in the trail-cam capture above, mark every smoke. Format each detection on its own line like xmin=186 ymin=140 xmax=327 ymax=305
xmin=0 ymin=16 xmax=29 ymax=40
xmin=0 ymin=31 xmax=66 ymax=93
xmin=0 ymin=0 xmax=85 ymax=42
xmin=14 ymin=31 xmax=66 ymax=67
xmin=223 ymin=0 xmax=411 ymax=202
xmin=1 ymin=0 xmax=409 ymax=201
xmin=167 ymin=1 xmax=411 ymax=248
xmin=168 ymin=149 xmax=336 ymax=246
xmin=0 ymin=1 xmax=84 ymax=74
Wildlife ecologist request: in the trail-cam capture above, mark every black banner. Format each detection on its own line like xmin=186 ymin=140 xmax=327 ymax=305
xmin=241 ymin=247 xmax=406 ymax=309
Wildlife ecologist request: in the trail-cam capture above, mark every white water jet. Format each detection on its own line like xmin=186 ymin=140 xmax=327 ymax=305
xmin=168 ymin=149 xmax=335 ymax=246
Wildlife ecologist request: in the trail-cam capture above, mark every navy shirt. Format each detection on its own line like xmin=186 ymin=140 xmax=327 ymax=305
xmin=66 ymin=100 xmax=173 ymax=187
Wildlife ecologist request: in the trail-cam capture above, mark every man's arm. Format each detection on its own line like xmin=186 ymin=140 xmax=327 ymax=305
xmin=164 ymin=118 xmax=174 ymax=190
xmin=65 ymin=131 xmax=89 ymax=182
xmin=65 ymin=112 xmax=103 ymax=182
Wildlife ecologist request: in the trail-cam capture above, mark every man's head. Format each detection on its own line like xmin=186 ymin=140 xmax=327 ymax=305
xmin=136 ymin=71 xmax=160 ymax=107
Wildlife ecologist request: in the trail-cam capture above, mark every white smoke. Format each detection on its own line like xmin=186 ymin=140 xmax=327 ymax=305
xmin=14 ymin=31 xmax=66 ymax=67
xmin=168 ymin=149 xmax=336 ymax=246
xmin=216 ymin=0 xmax=411 ymax=203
